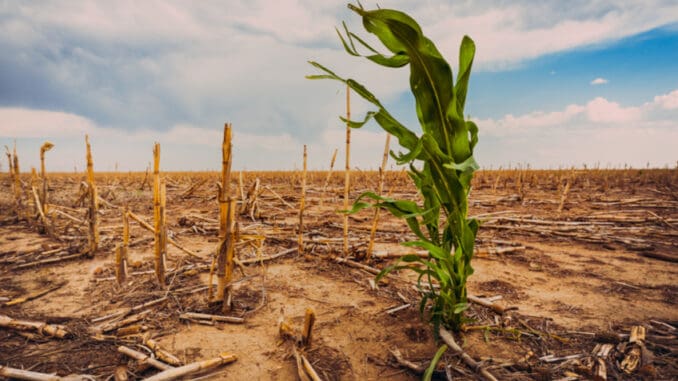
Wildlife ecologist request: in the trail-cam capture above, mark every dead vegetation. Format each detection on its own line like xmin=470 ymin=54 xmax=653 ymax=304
xmin=1 ymin=138 xmax=677 ymax=380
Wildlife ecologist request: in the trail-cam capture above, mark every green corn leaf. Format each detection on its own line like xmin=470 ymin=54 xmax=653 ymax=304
xmin=349 ymin=192 xmax=414 ymax=215
xmin=454 ymin=36 xmax=476 ymax=117
xmin=444 ymin=155 xmax=479 ymax=173
xmin=350 ymin=6 xmax=418 ymax=55
xmin=423 ymin=344 xmax=448 ymax=381
xmin=336 ymin=25 xmax=359 ymax=56
xmin=375 ymin=254 xmax=427 ymax=281
xmin=365 ymin=53 xmax=410 ymax=68
xmin=447 ymin=115 xmax=472 ymax=163
xmin=304 ymin=74 xmax=336 ymax=80
xmin=347 ymin=29 xmax=378 ymax=54
xmin=453 ymin=302 xmax=469 ymax=314
xmin=454 ymin=36 xmax=476 ymax=115
xmin=342 ymin=201 xmax=372 ymax=214
xmin=340 ymin=111 xmax=376 ymax=129
xmin=343 ymin=30 xmax=411 ymax=68
xmin=402 ymin=240 xmax=448 ymax=261
xmin=419 ymin=294 xmax=431 ymax=315
xmin=338 ymin=23 xmax=410 ymax=67
xmin=365 ymin=9 xmax=455 ymax=151
xmin=390 ymin=137 xmax=424 ymax=164
xmin=309 ymin=2 xmax=480 ymax=333
xmin=399 ymin=254 xmax=426 ymax=263
xmin=308 ymin=61 xmax=420 ymax=154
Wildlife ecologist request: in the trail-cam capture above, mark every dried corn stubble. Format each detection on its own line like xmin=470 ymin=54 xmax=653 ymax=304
xmin=151 ymin=142 xmax=167 ymax=285
xmin=301 ymin=308 xmax=316 ymax=348
xmin=39 ymin=141 xmax=54 ymax=211
xmin=367 ymin=133 xmax=391 ymax=260
xmin=115 ymin=208 xmax=130 ymax=285
xmin=156 ymin=182 xmax=167 ymax=286
xmin=4 ymin=145 xmax=12 ymax=175
xmin=142 ymin=352 xmax=236 ymax=381
xmin=216 ymin=124 xmax=233 ymax=301
xmin=219 ymin=123 xmax=232 ymax=238
xmin=298 ymin=145 xmax=307 ymax=255
xmin=85 ymin=135 xmax=99 ymax=257
xmin=10 ymin=143 xmax=24 ymax=218
xmin=319 ymin=148 xmax=338 ymax=207
xmin=219 ymin=199 xmax=237 ymax=312
xmin=343 ymin=84 xmax=351 ymax=257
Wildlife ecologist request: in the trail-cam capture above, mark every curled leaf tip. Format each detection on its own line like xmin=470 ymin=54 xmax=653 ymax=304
xmin=348 ymin=3 xmax=364 ymax=14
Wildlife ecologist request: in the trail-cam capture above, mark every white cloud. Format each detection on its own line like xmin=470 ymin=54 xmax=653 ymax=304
xmin=586 ymin=97 xmax=641 ymax=123
xmin=1 ymin=1 xmax=674 ymax=130
xmin=0 ymin=105 xmax=397 ymax=172
xmin=3 ymin=89 xmax=676 ymax=172
xmin=0 ymin=2 xmax=677 ymax=171
xmin=0 ymin=107 xmax=310 ymax=171
xmin=590 ymin=77 xmax=609 ymax=85
xmin=654 ymin=89 xmax=678 ymax=110
xmin=0 ymin=108 xmax=98 ymax=138
xmin=414 ymin=1 xmax=678 ymax=70
xmin=474 ymin=89 xmax=678 ymax=167
xmin=479 ymin=90 xmax=675 ymax=135
xmin=3 ymin=1 xmax=677 ymax=78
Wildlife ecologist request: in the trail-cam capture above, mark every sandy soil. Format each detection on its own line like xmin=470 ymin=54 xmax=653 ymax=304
xmin=1 ymin=169 xmax=676 ymax=380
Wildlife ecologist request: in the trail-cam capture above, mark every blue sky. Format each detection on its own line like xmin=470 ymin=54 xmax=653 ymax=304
xmin=468 ymin=25 xmax=678 ymax=117
xmin=1 ymin=1 xmax=677 ymax=171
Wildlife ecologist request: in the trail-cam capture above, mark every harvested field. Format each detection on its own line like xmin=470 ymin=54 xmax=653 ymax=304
xmin=1 ymin=167 xmax=677 ymax=380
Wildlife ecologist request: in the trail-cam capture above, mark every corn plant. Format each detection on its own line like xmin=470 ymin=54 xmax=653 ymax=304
xmin=308 ymin=3 xmax=479 ymax=331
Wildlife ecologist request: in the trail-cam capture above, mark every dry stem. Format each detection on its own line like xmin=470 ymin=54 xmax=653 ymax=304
xmin=298 ymin=144 xmax=307 ymax=255
xmin=343 ymin=84 xmax=351 ymax=257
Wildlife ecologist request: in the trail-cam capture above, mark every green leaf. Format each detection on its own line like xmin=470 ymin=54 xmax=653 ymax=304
xmin=375 ymin=254 xmax=427 ymax=282
xmin=341 ymin=201 xmax=372 ymax=214
xmin=402 ymin=240 xmax=449 ymax=261
xmin=467 ymin=120 xmax=479 ymax=150
xmin=423 ymin=344 xmax=448 ymax=381
xmin=340 ymin=111 xmax=376 ymax=129
xmin=355 ymin=8 xmax=456 ymax=154
xmin=307 ymin=61 xmax=420 ymax=153
xmin=347 ymin=29 xmax=378 ymax=54
xmin=365 ymin=53 xmax=410 ymax=67
xmin=454 ymin=36 xmax=476 ymax=114
xmin=336 ymin=24 xmax=359 ymax=56
xmin=444 ymin=155 xmax=479 ymax=173
xmin=453 ymin=302 xmax=469 ymax=314
xmin=309 ymin=3 xmax=480 ymax=333
xmin=390 ymin=137 xmax=423 ymax=164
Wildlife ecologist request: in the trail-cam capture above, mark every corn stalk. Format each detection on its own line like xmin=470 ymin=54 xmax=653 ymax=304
xmin=319 ymin=148 xmax=338 ymax=207
xmin=153 ymin=143 xmax=166 ymax=285
xmin=85 ymin=136 xmax=99 ymax=257
xmin=366 ymin=133 xmax=390 ymax=259
xmin=115 ymin=207 xmax=130 ymax=285
xmin=298 ymin=145 xmax=307 ymax=255
xmin=216 ymin=123 xmax=236 ymax=310
xmin=39 ymin=142 xmax=54 ymax=213
xmin=3 ymin=145 xmax=12 ymax=176
xmin=10 ymin=143 xmax=24 ymax=218
xmin=343 ymin=85 xmax=351 ymax=257
xmin=308 ymin=3 xmax=479 ymax=331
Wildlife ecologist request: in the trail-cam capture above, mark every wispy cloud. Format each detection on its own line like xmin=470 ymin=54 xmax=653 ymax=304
xmin=417 ymin=1 xmax=678 ymax=70
xmin=590 ymin=77 xmax=609 ymax=85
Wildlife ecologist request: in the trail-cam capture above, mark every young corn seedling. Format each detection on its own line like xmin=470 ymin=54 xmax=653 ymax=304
xmin=308 ymin=3 xmax=479 ymax=332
